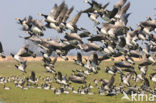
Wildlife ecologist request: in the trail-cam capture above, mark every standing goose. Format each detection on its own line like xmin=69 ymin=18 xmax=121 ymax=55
xmin=54 ymin=88 xmax=61 ymax=95
xmin=72 ymin=87 xmax=78 ymax=94
xmin=3 ymin=84 xmax=10 ymax=90
xmin=0 ymin=41 xmax=5 ymax=58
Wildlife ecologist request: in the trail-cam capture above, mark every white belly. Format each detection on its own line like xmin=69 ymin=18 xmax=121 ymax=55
xmin=66 ymin=23 xmax=74 ymax=31
xmin=31 ymin=26 xmax=41 ymax=33
xmin=47 ymin=16 xmax=56 ymax=23
xmin=50 ymin=23 xmax=56 ymax=29
xmin=101 ymin=28 xmax=107 ymax=34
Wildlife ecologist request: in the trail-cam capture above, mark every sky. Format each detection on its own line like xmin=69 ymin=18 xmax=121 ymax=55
xmin=0 ymin=0 xmax=156 ymax=54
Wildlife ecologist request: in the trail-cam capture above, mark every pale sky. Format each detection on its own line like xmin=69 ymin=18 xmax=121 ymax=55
xmin=0 ymin=0 xmax=156 ymax=54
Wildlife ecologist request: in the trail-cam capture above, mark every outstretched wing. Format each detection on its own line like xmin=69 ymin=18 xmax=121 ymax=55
xmin=0 ymin=42 xmax=3 ymax=53
xmin=30 ymin=71 xmax=36 ymax=81
xmin=62 ymin=6 xmax=74 ymax=22
xmin=52 ymin=57 xmax=57 ymax=65
xmin=77 ymin=52 xmax=82 ymax=62
xmin=68 ymin=11 xmax=82 ymax=26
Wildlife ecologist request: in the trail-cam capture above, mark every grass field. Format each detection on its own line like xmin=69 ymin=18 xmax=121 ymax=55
xmin=0 ymin=61 xmax=156 ymax=103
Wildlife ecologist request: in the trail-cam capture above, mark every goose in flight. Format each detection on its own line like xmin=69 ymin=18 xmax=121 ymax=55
xmin=73 ymin=52 xmax=84 ymax=66
xmin=16 ymin=16 xmax=45 ymax=36
xmin=28 ymin=71 xmax=38 ymax=84
xmin=104 ymin=75 xmax=115 ymax=91
xmin=101 ymin=0 xmax=127 ymax=21
xmin=64 ymin=32 xmax=83 ymax=43
xmin=15 ymin=61 xmax=27 ymax=73
xmin=120 ymin=72 xmax=132 ymax=86
xmin=60 ymin=6 xmax=74 ymax=29
xmin=0 ymin=41 xmax=5 ymax=58
xmin=10 ymin=45 xmax=36 ymax=62
xmin=39 ymin=2 xmax=65 ymax=23
xmin=78 ymin=42 xmax=102 ymax=52
xmin=115 ymin=2 xmax=130 ymax=19
xmin=16 ymin=45 xmax=36 ymax=58
xmin=43 ymin=57 xmax=57 ymax=73
xmin=65 ymin=11 xmax=84 ymax=32
xmin=45 ymin=4 xmax=68 ymax=33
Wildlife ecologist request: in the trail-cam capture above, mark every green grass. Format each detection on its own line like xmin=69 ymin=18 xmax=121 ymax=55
xmin=0 ymin=61 xmax=156 ymax=103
